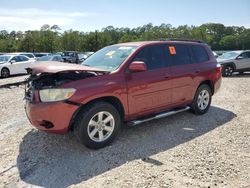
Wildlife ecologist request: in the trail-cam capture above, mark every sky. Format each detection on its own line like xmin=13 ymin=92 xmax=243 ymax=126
xmin=0 ymin=0 xmax=249 ymax=32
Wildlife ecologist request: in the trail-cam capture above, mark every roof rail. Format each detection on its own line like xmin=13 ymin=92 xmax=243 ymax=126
xmin=160 ymin=38 xmax=206 ymax=43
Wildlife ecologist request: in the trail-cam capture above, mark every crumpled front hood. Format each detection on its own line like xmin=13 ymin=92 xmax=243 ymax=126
xmin=27 ymin=61 xmax=109 ymax=75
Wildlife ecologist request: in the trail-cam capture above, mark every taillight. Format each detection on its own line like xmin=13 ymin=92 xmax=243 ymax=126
xmin=216 ymin=64 xmax=222 ymax=79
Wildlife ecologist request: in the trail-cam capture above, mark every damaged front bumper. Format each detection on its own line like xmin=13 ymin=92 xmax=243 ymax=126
xmin=25 ymin=100 xmax=79 ymax=134
xmin=23 ymin=63 xmax=109 ymax=134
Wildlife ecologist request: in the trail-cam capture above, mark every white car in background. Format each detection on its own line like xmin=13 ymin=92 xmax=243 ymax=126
xmin=10 ymin=52 xmax=36 ymax=60
xmin=0 ymin=54 xmax=35 ymax=78
xmin=217 ymin=50 xmax=250 ymax=76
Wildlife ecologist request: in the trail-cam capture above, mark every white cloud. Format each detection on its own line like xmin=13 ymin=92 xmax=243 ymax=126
xmin=0 ymin=8 xmax=93 ymax=31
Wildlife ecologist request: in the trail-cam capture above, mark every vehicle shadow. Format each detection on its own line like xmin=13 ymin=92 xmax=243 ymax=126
xmin=17 ymin=106 xmax=236 ymax=188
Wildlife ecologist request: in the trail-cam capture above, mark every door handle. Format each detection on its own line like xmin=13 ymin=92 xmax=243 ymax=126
xmin=194 ymin=69 xmax=201 ymax=74
xmin=162 ymin=73 xmax=171 ymax=78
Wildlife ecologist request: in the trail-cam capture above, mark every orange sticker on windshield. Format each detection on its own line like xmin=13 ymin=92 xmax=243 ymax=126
xmin=169 ymin=46 xmax=176 ymax=55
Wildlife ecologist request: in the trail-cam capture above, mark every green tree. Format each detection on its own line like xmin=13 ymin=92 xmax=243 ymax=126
xmin=220 ymin=35 xmax=238 ymax=50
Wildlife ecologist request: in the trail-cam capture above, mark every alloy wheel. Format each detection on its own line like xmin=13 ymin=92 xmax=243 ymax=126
xmin=87 ymin=111 xmax=115 ymax=142
xmin=197 ymin=89 xmax=210 ymax=110
xmin=224 ymin=66 xmax=233 ymax=76
xmin=1 ymin=69 xmax=9 ymax=78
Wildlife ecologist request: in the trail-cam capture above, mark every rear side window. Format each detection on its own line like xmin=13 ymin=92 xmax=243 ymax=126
xmin=192 ymin=45 xmax=209 ymax=63
xmin=167 ymin=44 xmax=191 ymax=66
xmin=133 ymin=45 xmax=166 ymax=70
xmin=10 ymin=56 xmax=20 ymax=62
xmin=18 ymin=55 xmax=29 ymax=61
xmin=22 ymin=54 xmax=34 ymax=58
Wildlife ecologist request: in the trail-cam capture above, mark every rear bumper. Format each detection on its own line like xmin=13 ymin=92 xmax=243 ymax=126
xmin=25 ymin=100 xmax=79 ymax=134
xmin=214 ymin=77 xmax=222 ymax=94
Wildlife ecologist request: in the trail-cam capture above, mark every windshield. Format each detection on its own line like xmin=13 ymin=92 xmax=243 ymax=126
xmin=0 ymin=55 xmax=11 ymax=62
xmin=218 ymin=51 xmax=240 ymax=59
xmin=82 ymin=45 xmax=137 ymax=71
xmin=38 ymin=55 xmax=52 ymax=61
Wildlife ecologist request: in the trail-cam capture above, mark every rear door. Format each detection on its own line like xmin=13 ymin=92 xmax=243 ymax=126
xmin=235 ymin=52 xmax=250 ymax=70
xmin=126 ymin=44 xmax=172 ymax=117
xmin=165 ymin=43 xmax=197 ymax=105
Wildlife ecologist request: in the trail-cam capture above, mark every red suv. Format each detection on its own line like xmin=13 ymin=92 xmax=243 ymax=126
xmin=25 ymin=40 xmax=222 ymax=149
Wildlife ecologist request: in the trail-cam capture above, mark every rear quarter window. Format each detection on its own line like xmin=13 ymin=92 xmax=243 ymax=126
xmin=22 ymin=54 xmax=34 ymax=58
xmin=191 ymin=45 xmax=209 ymax=63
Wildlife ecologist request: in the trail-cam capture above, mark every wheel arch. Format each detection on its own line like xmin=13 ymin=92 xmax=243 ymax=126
xmin=222 ymin=62 xmax=236 ymax=70
xmin=69 ymin=96 xmax=125 ymax=131
xmin=1 ymin=67 xmax=10 ymax=77
xmin=198 ymin=80 xmax=214 ymax=95
xmin=1 ymin=67 xmax=10 ymax=72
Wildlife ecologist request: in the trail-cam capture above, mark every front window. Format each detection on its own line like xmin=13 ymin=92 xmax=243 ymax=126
xmin=218 ymin=51 xmax=241 ymax=60
xmin=82 ymin=45 xmax=137 ymax=71
xmin=0 ymin=55 xmax=11 ymax=63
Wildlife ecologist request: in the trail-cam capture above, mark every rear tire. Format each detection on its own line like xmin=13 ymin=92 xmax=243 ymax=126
xmin=191 ymin=84 xmax=212 ymax=115
xmin=222 ymin=65 xmax=234 ymax=77
xmin=73 ymin=102 xmax=121 ymax=149
xmin=1 ymin=68 xmax=10 ymax=78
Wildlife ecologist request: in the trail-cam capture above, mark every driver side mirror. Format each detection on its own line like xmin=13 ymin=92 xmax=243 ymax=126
xmin=237 ymin=55 xmax=244 ymax=60
xmin=10 ymin=60 xmax=16 ymax=64
xmin=129 ymin=61 xmax=147 ymax=73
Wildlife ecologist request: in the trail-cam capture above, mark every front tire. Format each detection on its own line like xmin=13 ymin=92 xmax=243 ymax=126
xmin=73 ymin=102 xmax=121 ymax=149
xmin=1 ymin=68 xmax=10 ymax=78
xmin=191 ymin=84 xmax=212 ymax=115
xmin=222 ymin=65 xmax=234 ymax=77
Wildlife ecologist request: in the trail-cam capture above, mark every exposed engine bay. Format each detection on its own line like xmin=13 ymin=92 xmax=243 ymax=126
xmin=24 ymin=62 xmax=109 ymax=101
xmin=24 ymin=70 xmax=106 ymax=102
xmin=27 ymin=71 xmax=98 ymax=89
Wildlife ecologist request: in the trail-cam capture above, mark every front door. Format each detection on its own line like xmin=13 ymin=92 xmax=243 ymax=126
xmin=9 ymin=55 xmax=31 ymax=74
xmin=126 ymin=44 xmax=172 ymax=118
xmin=235 ymin=52 xmax=250 ymax=70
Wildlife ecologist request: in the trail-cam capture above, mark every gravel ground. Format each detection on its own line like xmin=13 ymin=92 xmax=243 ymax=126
xmin=0 ymin=74 xmax=249 ymax=188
